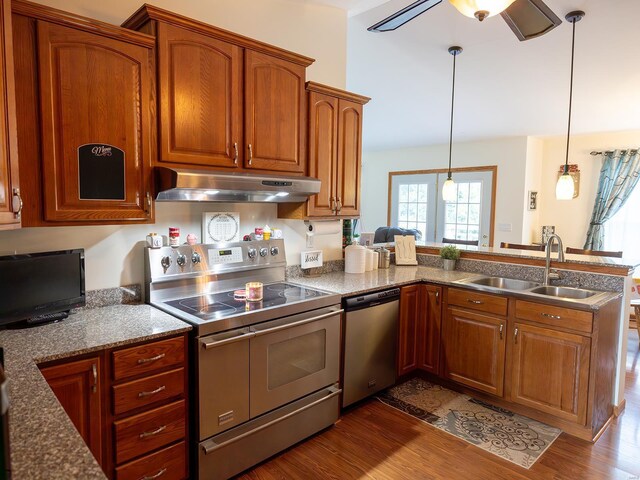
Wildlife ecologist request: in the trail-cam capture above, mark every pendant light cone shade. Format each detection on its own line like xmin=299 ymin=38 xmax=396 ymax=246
xmin=442 ymin=46 xmax=462 ymax=201
xmin=555 ymin=10 xmax=584 ymax=200
xmin=449 ymin=0 xmax=516 ymax=21
xmin=556 ymin=172 xmax=575 ymax=200
xmin=442 ymin=178 xmax=457 ymax=202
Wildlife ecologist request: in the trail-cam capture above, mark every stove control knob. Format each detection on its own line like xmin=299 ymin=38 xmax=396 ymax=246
xmin=270 ymin=246 xmax=279 ymax=256
xmin=259 ymin=247 xmax=268 ymax=257
xmin=247 ymin=248 xmax=257 ymax=259
xmin=160 ymin=256 xmax=171 ymax=270
xmin=191 ymin=252 xmax=201 ymax=264
xmin=176 ymin=254 xmax=187 ymax=267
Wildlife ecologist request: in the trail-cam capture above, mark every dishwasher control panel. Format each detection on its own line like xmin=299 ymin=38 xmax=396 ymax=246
xmin=343 ymin=288 xmax=400 ymax=310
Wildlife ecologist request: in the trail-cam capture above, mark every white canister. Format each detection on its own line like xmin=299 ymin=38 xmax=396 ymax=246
xmin=344 ymin=242 xmax=366 ymax=274
xmin=372 ymin=251 xmax=379 ymax=270
xmin=365 ymin=248 xmax=374 ymax=271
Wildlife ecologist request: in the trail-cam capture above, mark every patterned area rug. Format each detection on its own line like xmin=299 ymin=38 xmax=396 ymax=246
xmin=376 ymin=378 xmax=561 ymax=469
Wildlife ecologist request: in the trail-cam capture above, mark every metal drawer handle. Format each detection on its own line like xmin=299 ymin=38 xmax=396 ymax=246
xmin=467 ymin=299 xmax=483 ymax=305
xmin=92 ymin=364 xmax=97 ymax=393
xmin=435 ymin=290 xmax=440 ymax=305
xmin=202 ymin=331 xmax=255 ymax=349
xmin=138 ymin=385 xmax=166 ymax=398
xmin=233 ymin=142 xmax=238 ymax=164
xmin=252 ymin=309 xmax=343 ymax=337
xmin=514 ymin=327 xmax=519 ymax=344
xmin=202 ymin=386 xmax=341 ymax=455
xmin=248 ymin=143 xmax=253 ymax=165
xmin=336 ymin=197 xmax=342 ymax=212
xmin=140 ymin=467 xmax=167 ymax=480
xmin=12 ymin=188 xmax=23 ymax=217
xmin=137 ymin=353 xmax=166 ymax=365
xmin=541 ymin=312 xmax=561 ymax=320
xmin=499 ymin=324 xmax=503 ymax=340
xmin=139 ymin=425 xmax=167 ymax=439
xmin=330 ymin=197 xmax=336 ymax=213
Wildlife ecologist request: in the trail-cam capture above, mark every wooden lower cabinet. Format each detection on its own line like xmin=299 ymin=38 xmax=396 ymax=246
xmin=509 ymin=322 xmax=591 ymax=425
xmin=397 ymin=284 xmax=442 ymax=376
xmin=41 ymin=356 xmax=104 ymax=466
xmin=442 ymin=307 xmax=506 ymax=396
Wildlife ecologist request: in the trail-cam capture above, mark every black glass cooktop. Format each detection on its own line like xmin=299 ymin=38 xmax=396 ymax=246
xmin=164 ymin=282 xmax=327 ymax=320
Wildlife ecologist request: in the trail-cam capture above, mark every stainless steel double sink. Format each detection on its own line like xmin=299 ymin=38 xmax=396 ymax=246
xmin=454 ymin=275 xmax=614 ymax=306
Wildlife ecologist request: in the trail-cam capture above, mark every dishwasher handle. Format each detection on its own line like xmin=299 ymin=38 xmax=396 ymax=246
xmin=343 ymin=288 xmax=400 ymax=311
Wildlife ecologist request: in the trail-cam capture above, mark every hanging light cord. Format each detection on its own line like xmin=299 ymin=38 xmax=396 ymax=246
xmin=448 ymin=51 xmax=457 ymax=180
xmin=564 ymin=17 xmax=577 ymax=174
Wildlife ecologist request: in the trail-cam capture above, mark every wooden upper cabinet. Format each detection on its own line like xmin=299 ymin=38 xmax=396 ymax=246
xmin=157 ymin=23 xmax=242 ymax=168
xmin=41 ymin=356 xmax=103 ymax=466
xmin=509 ymin=322 xmax=590 ymax=425
xmin=307 ymin=91 xmax=338 ymax=217
xmin=442 ymin=307 xmax=506 ymax=396
xmin=244 ymin=50 xmax=305 ymax=173
xmin=36 ymin=22 xmax=153 ymax=222
xmin=418 ymin=285 xmax=442 ymax=375
xmin=335 ymin=99 xmax=363 ymax=217
xmin=0 ymin=0 xmax=20 ymax=230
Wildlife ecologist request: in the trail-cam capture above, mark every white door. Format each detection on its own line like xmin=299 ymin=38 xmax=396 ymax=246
xmin=389 ymin=173 xmax=438 ymax=242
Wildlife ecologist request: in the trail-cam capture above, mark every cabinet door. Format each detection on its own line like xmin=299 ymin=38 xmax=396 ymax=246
xmin=442 ymin=307 xmax=506 ymax=396
xmin=418 ymin=285 xmax=442 ymax=375
xmin=398 ymin=284 xmax=422 ymax=376
xmin=157 ymin=23 xmax=242 ymax=169
xmin=244 ymin=50 xmax=305 ymax=173
xmin=37 ymin=22 xmax=153 ymax=222
xmin=0 ymin=0 xmax=19 ymax=229
xmin=41 ymin=356 xmax=103 ymax=466
xmin=510 ymin=322 xmax=590 ymax=425
xmin=335 ymin=99 xmax=362 ymax=217
xmin=306 ymin=90 xmax=338 ymax=216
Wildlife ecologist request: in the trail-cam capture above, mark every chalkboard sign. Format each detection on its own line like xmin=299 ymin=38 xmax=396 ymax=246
xmin=78 ymin=144 xmax=125 ymax=200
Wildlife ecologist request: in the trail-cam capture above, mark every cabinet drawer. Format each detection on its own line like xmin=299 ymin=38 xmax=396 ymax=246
xmin=115 ymin=400 xmax=185 ymax=464
xmin=447 ymin=288 xmax=508 ymax=316
xmin=113 ymin=368 xmax=184 ymax=415
xmin=116 ymin=440 xmax=186 ymax=480
xmin=515 ymin=300 xmax=593 ymax=334
xmin=113 ymin=336 xmax=184 ymax=381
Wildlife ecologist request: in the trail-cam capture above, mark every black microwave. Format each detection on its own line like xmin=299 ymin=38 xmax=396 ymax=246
xmin=0 ymin=249 xmax=85 ymax=328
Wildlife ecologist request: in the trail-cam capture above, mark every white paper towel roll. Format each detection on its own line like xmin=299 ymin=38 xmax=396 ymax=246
xmin=305 ymin=220 xmax=341 ymax=236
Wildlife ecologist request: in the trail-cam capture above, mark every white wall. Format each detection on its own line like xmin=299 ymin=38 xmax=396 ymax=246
xmin=522 ymin=137 xmax=543 ymax=243
xmin=0 ymin=0 xmax=348 ymax=290
xmin=537 ymin=130 xmax=640 ymax=249
xmin=359 ymin=137 xmax=529 ymax=246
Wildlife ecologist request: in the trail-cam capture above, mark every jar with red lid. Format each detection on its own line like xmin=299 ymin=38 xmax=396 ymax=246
xmin=169 ymin=227 xmax=180 ymax=247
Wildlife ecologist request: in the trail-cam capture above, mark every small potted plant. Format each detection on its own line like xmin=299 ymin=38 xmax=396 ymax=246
xmin=440 ymin=245 xmax=460 ymax=271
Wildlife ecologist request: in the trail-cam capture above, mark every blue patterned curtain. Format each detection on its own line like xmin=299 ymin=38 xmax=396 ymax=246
xmin=584 ymin=149 xmax=640 ymax=250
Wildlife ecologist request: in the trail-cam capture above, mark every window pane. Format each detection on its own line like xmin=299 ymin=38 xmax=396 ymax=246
xmin=418 ymin=184 xmax=428 ymax=203
xmin=469 ymin=182 xmax=482 ymax=203
xmin=406 ymin=222 xmax=417 ymax=230
xmin=416 ymin=222 xmax=427 ymax=237
xmin=457 ymin=225 xmax=468 ymax=240
xmin=417 ymin=203 xmax=427 ymax=222
xmin=468 ymin=226 xmax=479 ymax=240
xmin=457 ymin=183 xmax=469 ymax=203
xmin=398 ymin=203 xmax=408 ymax=221
xmin=408 ymin=184 xmax=418 ymax=202
xmin=468 ymin=204 xmax=480 ymax=225
xmin=398 ymin=221 xmax=407 ymax=229
xmin=444 ymin=224 xmax=456 ymax=239
xmin=408 ymin=203 xmax=417 ymax=221
xmin=399 ymin=184 xmax=409 ymax=202
xmin=456 ymin=204 xmax=469 ymax=223
xmin=445 ymin=203 xmax=456 ymax=223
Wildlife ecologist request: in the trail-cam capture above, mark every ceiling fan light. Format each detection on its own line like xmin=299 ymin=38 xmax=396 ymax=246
xmin=555 ymin=173 xmax=575 ymax=200
xmin=442 ymin=177 xmax=457 ymax=202
xmin=449 ymin=0 xmax=516 ymax=20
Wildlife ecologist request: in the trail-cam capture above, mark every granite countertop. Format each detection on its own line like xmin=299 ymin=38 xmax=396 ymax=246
xmin=0 ymin=304 xmax=191 ymax=480
xmin=290 ymin=265 xmax=621 ymax=310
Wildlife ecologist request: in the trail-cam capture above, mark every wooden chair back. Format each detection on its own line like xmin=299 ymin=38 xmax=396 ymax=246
xmin=500 ymin=242 xmax=545 ymax=252
xmin=442 ymin=237 xmax=479 ymax=246
xmin=565 ymin=247 xmax=623 ymax=258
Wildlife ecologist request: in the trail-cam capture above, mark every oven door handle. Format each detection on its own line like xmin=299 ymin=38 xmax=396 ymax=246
xmin=251 ymin=309 xmax=343 ymax=337
xmin=201 ymin=331 xmax=255 ymax=349
xmin=201 ymin=386 xmax=341 ymax=455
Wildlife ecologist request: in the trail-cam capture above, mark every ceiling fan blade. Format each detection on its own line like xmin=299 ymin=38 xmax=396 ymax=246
xmin=500 ymin=0 xmax=562 ymax=41
xmin=368 ymin=0 xmax=443 ymax=32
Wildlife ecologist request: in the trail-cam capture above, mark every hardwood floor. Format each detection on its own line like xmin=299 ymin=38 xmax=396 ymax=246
xmin=239 ymin=330 xmax=640 ymax=480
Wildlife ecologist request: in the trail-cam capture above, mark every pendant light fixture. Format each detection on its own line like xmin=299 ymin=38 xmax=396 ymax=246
xmin=442 ymin=46 xmax=462 ymax=202
xmin=556 ymin=10 xmax=585 ymax=200
xmin=449 ymin=0 xmax=516 ymax=22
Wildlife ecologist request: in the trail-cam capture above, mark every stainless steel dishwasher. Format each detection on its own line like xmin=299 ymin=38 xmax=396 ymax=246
xmin=342 ymin=288 xmax=400 ymax=407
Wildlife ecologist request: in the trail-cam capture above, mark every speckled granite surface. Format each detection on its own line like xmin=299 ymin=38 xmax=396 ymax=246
xmin=0 ymin=305 xmax=191 ymax=480
xmin=80 ymin=284 xmax=142 ymax=310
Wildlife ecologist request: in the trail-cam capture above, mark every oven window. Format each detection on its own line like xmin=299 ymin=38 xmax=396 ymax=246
xmin=268 ymin=330 xmax=326 ymax=390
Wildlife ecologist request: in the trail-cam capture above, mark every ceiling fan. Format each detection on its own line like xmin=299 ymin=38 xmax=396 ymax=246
xmin=368 ymin=0 xmax=562 ymax=41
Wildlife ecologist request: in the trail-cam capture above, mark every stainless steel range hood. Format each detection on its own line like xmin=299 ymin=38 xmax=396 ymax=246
xmin=154 ymin=167 xmax=320 ymax=203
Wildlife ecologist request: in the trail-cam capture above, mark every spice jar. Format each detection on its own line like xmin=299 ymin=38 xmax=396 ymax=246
xmin=169 ymin=227 xmax=180 ymax=247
